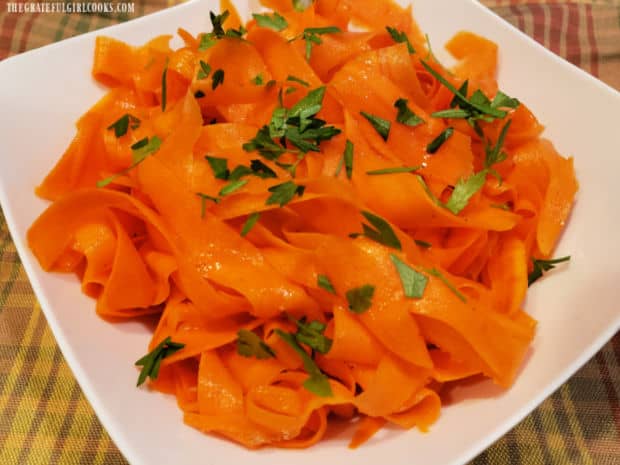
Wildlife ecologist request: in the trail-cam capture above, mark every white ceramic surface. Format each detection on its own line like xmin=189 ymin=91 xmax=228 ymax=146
xmin=1 ymin=1 xmax=619 ymax=464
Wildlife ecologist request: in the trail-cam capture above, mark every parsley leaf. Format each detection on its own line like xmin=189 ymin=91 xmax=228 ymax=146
xmin=359 ymin=210 xmax=402 ymax=250
xmin=97 ymin=136 xmax=162 ymax=188
xmin=528 ymin=256 xmax=571 ymax=286
xmin=390 ymin=254 xmax=428 ymax=299
xmin=243 ymin=126 xmax=286 ymax=160
xmin=197 ymin=60 xmax=211 ymax=80
xmin=237 ymin=329 xmax=275 ymax=359
xmin=253 ymin=12 xmax=288 ymax=31
xmin=360 ymin=111 xmax=391 ymax=141
xmin=343 ymin=140 xmax=354 ymax=180
xmin=386 ymin=26 xmax=415 ymax=54
xmin=135 ymin=336 xmax=184 ymax=386
xmin=107 ymin=114 xmax=140 ymax=138
xmin=491 ymin=91 xmax=520 ymax=110
xmin=240 ymin=212 xmax=260 ymax=237
xmin=300 ymin=26 xmax=341 ymax=60
xmin=366 ymin=166 xmax=420 ymax=176
xmin=266 ymin=181 xmax=305 ymax=207
xmin=212 ymin=69 xmax=225 ymax=90
xmin=161 ymin=59 xmax=168 ymax=112
xmin=205 ymin=155 xmax=230 ymax=180
xmin=196 ymin=192 xmax=219 ymax=217
xmin=346 ymin=285 xmax=375 ymax=313
xmin=198 ymin=33 xmax=217 ymax=51
xmin=228 ymin=165 xmax=254 ymax=181
xmin=484 ymin=119 xmax=511 ymax=168
xmin=427 ymin=127 xmax=454 ymax=154
xmin=210 ymin=10 xmax=230 ymax=37
xmin=219 ymin=179 xmax=248 ymax=196
xmin=293 ymin=0 xmax=314 ymax=11
xmin=291 ymin=317 xmax=333 ymax=354
xmin=394 ymin=98 xmax=425 ymax=127
xmin=287 ymin=75 xmax=310 ymax=87
xmin=414 ymin=239 xmax=432 ymax=249
xmin=425 ymin=267 xmax=467 ymax=302
xmin=250 ymin=159 xmax=277 ymax=178
xmin=431 ymin=109 xmax=470 ymax=119
xmin=275 ymin=329 xmax=332 ymax=397
xmin=444 ymin=170 xmax=487 ymax=214
xmin=317 ymin=274 xmax=336 ymax=294
xmin=251 ymin=73 xmax=264 ymax=85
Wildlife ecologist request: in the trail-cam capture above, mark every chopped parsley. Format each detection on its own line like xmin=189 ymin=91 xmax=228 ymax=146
xmin=237 ymin=329 xmax=275 ymax=359
xmin=317 ymin=274 xmax=336 ymax=294
xmin=360 ymin=111 xmax=391 ymax=141
xmin=240 ymin=212 xmax=260 ymax=237
xmin=107 ymin=114 xmax=140 ymax=138
xmin=135 ymin=337 xmax=184 ymax=386
xmin=346 ymin=285 xmax=375 ymax=314
xmin=386 ymin=26 xmax=415 ymax=54
xmin=97 ymin=136 xmax=162 ymax=188
xmin=366 ymin=166 xmax=420 ymax=176
xmin=205 ymin=155 xmax=230 ymax=180
xmin=425 ymin=267 xmax=467 ymax=303
xmin=212 ymin=69 xmax=225 ymax=90
xmin=266 ymin=181 xmax=305 ymax=207
xmin=444 ymin=170 xmax=488 ymax=215
xmin=528 ymin=256 xmax=571 ymax=286
xmin=275 ymin=329 xmax=333 ymax=397
xmin=197 ymin=60 xmax=211 ymax=80
xmin=290 ymin=316 xmax=333 ymax=354
xmin=357 ymin=210 xmax=402 ymax=250
xmin=196 ymin=192 xmax=219 ymax=217
xmin=252 ymin=12 xmax=288 ymax=31
xmin=394 ymin=98 xmax=425 ymax=127
xmin=427 ymin=127 xmax=454 ymax=154
xmin=219 ymin=179 xmax=248 ymax=196
xmin=390 ymin=254 xmax=428 ymax=299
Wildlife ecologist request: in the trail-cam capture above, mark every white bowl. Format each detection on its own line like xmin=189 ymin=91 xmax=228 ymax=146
xmin=1 ymin=1 xmax=619 ymax=464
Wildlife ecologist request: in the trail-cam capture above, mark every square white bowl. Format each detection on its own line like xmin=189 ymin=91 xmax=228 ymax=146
xmin=1 ymin=1 xmax=619 ymax=464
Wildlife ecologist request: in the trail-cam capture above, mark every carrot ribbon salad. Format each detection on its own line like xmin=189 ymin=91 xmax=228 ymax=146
xmin=27 ymin=0 xmax=577 ymax=449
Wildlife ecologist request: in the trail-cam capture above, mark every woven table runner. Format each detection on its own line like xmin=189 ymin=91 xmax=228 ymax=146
xmin=1 ymin=1 xmax=619 ymax=464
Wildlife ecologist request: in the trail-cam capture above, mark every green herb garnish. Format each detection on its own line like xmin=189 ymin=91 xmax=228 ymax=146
xmin=266 ymin=181 xmax=305 ymax=207
xmin=346 ymin=285 xmax=375 ymax=313
xmin=427 ymin=127 xmax=454 ymax=154
xmin=107 ymin=114 xmax=140 ymax=138
xmin=390 ymin=254 xmax=428 ymax=299
xmin=253 ymin=12 xmax=288 ymax=31
xmin=299 ymin=26 xmax=341 ymax=60
xmin=366 ymin=166 xmax=420 ymax=176
xmin=240 ymin=212 xmax=260 ymax=237
xmin=237 ymin=329 xmax=275 ymax=359
xmin=196 ymin=192 xmax=220 ymax=218
xmin=293 ymin=0 xmax=314 ymax=11
xmin=386 ymin=26 xmax=415 ymax=53
xmin=212 ymin=69 xmax=225 ymax=90
xmin=444 ymin=170 xmax=487 ymax=215
xmin=275 ymin=329 xmax=333 ymax=397
xmin=197 ymin=60 xmax=211 ymax=80
xmin=251 ymin=73 xmax=264 ymax=85
xmin=342 ymin=140 xmax=354 ymax=179
xmin=317 ymin=274 xmax=336 ymax=294
xmin=161 ymin=59 xmax=168 ymax=111
xmin=394 ymin=98 xmax=425 ymax=127
xmin=414 ymin=239 xmax=432 ymax=248
xmin=219 ymin=179 xmax=248 ymax=196
xmin=287 ymin=75 xmax=310 ymax=87
xmin=360 ymin=111 xmax=391 ymax=141
xmin=97 ymin=136 xmax=162 ymax=188
xmin=358 ymin=210 xmax=402 ymax=250
xmin=135 ymin=336 xmax=184 ymax=386
xmin=291 ymin=317 xmax=332 ymax=354
xmin=205 ymin=155 xmax=230 ymax=180
xmin=528 ymin=256 xmax=571 ymax=286
xmin=425 ymin=267 xmax=467 ymax=302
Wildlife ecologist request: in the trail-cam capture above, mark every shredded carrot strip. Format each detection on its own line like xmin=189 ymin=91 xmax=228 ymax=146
xmin=27 ymin=0 xmax=577 ymax=449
